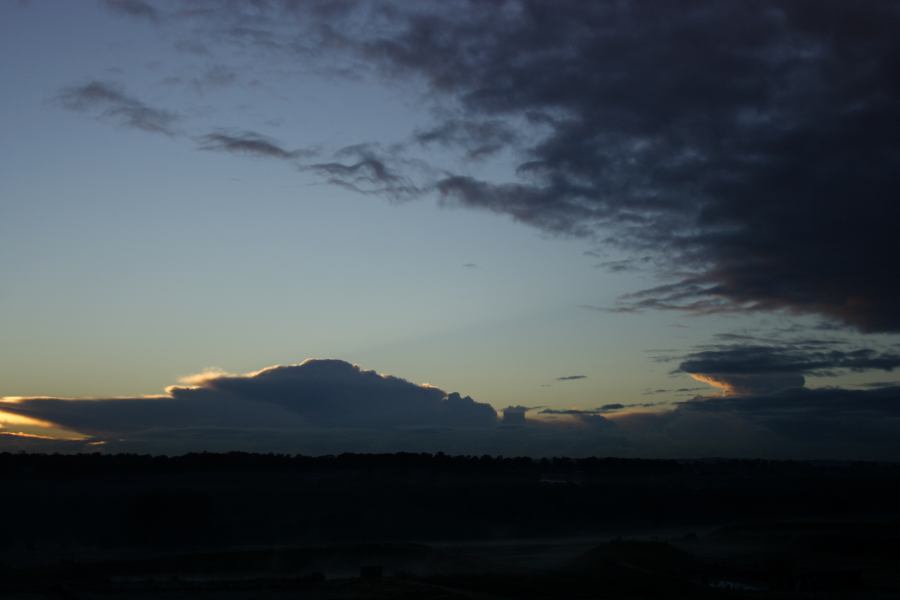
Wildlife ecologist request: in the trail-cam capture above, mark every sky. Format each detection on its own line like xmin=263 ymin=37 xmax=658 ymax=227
xmin=2 ymin=0 xmax=900 ymax=459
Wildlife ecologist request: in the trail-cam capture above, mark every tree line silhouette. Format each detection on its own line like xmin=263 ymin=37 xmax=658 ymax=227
xmin=2 ymin=452 xmax=898 ymax=551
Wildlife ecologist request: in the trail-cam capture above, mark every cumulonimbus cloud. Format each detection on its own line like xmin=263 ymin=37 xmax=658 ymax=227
xmin=0 ymin=359 xmax=497 ymax=438
xmin=4 ymin=356 xmax=900 ymax=459
xmin=0 ymin=360 xmax=628 ymax=456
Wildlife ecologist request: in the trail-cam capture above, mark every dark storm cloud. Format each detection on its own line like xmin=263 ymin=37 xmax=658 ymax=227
xmin=58 ymin=81 xmax=177 ymax=135
xmin=102 ymin=0 xmax=159 ymax=23
xmin=197 ymin=130 xmax=310 ymax=160
xmin=0 ymin=360 xmax=497 ymax=437
xmin=556 ymin=375 xmax=586 ymax=381
xmin=128 ymin=0 xmax=900 ymax=332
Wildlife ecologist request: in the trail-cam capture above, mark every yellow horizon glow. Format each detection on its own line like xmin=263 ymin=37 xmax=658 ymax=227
xmin=0 ymin=409 xmax=90 ymax=441
xmin=0 ymin=409 xmax=56 ymax=428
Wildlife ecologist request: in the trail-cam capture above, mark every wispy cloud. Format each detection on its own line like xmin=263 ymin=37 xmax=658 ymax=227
xmin=197 ymin=130 xmax=314 ymax=160
xmin=58 ymin=81 xmax=178 ymax=135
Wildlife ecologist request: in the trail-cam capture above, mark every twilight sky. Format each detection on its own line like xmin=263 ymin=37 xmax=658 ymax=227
xmin=2 ymin=0 xmax=900 ymax=459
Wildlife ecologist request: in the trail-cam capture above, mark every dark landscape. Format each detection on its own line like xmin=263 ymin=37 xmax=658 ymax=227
xmin=3 ymin=452 xmax=899 ymax=598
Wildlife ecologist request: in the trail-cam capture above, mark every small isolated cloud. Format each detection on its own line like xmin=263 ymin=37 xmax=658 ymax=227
xmin=541 ymin=409 xmax=594 ymax=416
xmin=556 ymin=375 xmax=587 ymax=382
xmin=462 ymin=263 xmax=477 ymax=269
xmin=58 ymin=81 xmax=177 ymax=135
xmin=542 ymin=403 xmax=658 ymax=418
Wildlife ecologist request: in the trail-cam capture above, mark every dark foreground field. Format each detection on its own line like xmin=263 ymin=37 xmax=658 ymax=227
xmin=2 ymin=452 xmax=900 ymax=598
